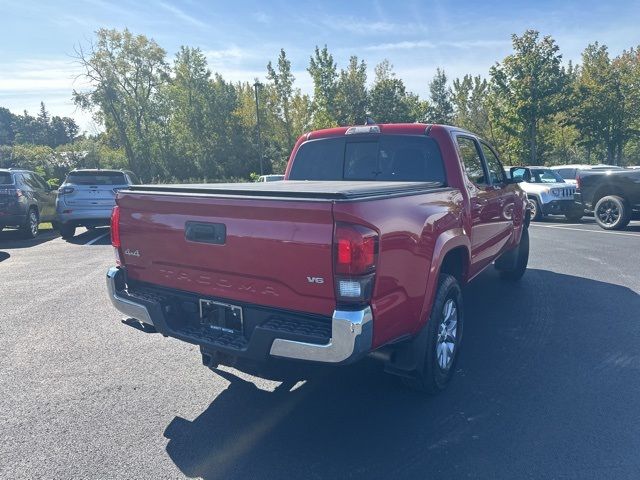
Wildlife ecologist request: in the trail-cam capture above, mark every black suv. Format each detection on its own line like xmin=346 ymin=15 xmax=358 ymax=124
xmin=0 ymin=169 xmax=57 ymax=238
xmin=575 ymin=168 xmax=640 ymax=230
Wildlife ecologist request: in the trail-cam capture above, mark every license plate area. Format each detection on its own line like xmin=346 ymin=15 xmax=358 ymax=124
xmin=199 ymin=299 xmax=243 ymax=334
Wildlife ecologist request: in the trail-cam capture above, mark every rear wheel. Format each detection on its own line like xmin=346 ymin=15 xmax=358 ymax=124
xmin=594 ymin=195 xmax=631 ymax=230
xmin=401 ymin=274 xmax=464 ymax=394
xmin=59 ymin=223 xmax=76 ymax=239
xmin=20 ymin=208 xmax=39 ymax=239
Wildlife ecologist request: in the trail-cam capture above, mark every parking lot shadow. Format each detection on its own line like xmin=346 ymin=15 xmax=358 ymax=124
xmin=0 ymin=226 xmax=58 ymax=248
xmin=164 ymin=268 xmax=640 ymax=480
xmin=63 ymin=227 xmax=111 ymax=245
xmin=0 ymin=251 xmax=9 ymax=262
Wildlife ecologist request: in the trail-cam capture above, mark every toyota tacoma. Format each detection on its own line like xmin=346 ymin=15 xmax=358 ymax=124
xmin=106 ymin=124 xmax=530 ymax=393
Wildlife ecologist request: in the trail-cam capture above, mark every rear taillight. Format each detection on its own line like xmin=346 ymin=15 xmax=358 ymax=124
xmin=0 ymin=188 xmax=24 ymax=198
xmin=110 ymin=205 xmax=121 ymax=248
xmin=58 ymin=186 xmax=74 ymax=195
xmin=111 ymin=205 xmax=121 ymax=265
xmin=334 ymin=223 xmax=378 ymax=305
xmin=575 ymin=175 xmax=582 ymax=190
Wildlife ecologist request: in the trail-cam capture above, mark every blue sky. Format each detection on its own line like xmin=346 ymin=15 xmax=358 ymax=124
xmin=1 ymin=0 xmax=639 ymax=132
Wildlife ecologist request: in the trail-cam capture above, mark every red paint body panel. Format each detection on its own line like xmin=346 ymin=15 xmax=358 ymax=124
xmin=116 ymin=123 xmax=527 ymax=353
xmin=118 ymin=193 xmax=336 ymax=316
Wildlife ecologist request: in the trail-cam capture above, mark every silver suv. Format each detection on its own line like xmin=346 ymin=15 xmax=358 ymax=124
xmin=508 ymin=166 xmax=583 ymax=222
xmin=55 ymin=169 xmax=140 ymax=239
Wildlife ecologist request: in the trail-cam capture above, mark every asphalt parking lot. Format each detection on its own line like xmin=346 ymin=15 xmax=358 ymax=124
xmin=1 ymin=219 xmax=639 ymax=479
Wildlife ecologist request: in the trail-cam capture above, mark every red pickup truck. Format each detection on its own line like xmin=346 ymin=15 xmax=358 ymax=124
xmin=106 ymin=123 xmax=529 ymax=393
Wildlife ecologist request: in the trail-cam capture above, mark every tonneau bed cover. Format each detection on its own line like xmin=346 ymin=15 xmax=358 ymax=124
xmin=127 ymin=180 xmax=445 ymax=200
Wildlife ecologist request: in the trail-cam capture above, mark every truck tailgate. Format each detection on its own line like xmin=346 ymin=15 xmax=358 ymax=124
xmin=117 ymin=192 xmax=336 ymax=316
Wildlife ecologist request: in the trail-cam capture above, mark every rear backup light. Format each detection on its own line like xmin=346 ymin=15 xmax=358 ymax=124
xmin=334 ymin=223 xmax=378 ymax=305
xmin=110 ymin=205 xmax=121 ymax=248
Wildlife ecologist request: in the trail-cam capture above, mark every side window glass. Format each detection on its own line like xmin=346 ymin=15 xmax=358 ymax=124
xmin=456 ymin=137 xmax=486 ymax=185
xmin=21 ymin=173 xmax=35 ymax=189
xmin=511 ymin=168 xmax=529 ymax=182
xmin=481 ymin=143 xmax=506 ymax=184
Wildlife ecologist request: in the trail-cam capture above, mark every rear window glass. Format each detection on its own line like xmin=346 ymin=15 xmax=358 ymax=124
xmin=0 ymin=172 xmax=13 ymax=184
xmin=66 ymin=171 xmax=127 ymax=185
xmin=289 ymin=135 xmax=446 ymax=184
xmin=556 ymin=168 xmax=575 ymax=179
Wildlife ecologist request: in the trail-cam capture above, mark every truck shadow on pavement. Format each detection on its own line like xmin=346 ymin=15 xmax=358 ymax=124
xmin=164 ymin=268 xmax=640 ymax=480
xmin=0 ymin=227 xmax=58 ymax=248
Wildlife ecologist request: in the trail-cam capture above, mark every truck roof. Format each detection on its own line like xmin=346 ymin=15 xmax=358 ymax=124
xmin=305 ymin=123 xmax=467 ymax=141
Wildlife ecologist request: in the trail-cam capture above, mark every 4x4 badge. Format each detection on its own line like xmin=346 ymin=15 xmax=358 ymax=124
xmin=124 ymin=249 xmax=140 ymax=257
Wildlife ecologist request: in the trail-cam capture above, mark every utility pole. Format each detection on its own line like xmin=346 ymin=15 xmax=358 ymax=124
xmin=253 ymin=81 xmax=264 ymax=175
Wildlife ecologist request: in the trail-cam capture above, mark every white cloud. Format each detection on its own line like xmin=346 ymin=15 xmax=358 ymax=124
xmin=318 ymin=16 xmax=425 ymax=36
xmin=204 ymin=46 xmax=248 ymax=63
xmin=0 ymin=59 xmax=87 ymax=92
xmin=365 ymin=39 xmax=510 ymax=52
xmin=0 ymin=58 xmax=97 ymax=132
xmin=158 ymin=2 xmax=207 ymax=28
xmin=253 ymin=12 xmax=272 ymax=24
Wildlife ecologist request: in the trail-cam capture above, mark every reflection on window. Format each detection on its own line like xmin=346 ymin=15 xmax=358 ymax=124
xmin=457 ymin=137 xmax=486 ymax=185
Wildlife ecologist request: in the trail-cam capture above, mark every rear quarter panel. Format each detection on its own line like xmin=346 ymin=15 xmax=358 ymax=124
xmin=333 ymin=188 xmax=464 ymax=348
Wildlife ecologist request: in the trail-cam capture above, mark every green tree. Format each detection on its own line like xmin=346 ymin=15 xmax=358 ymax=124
xmin=73 ymin=28 xmax=170 ymax=180
xmin=452 ymin=75 xmax=492 ymax=138
xmin=426 ymin=68 xmax=454 ymax=124
xmin=0 ymin=107 xmax=15 ymax=145
xmin=266 ymin=49 xmax=296 ymax=148
xmin=165 ymin=46 xmax=214 ymax=178
xmin=335 ymin=56 xmax=368 ymax=126
xmin=369 ymin=60 xmax=412 ymax=123
xmin=308 ymin=45 xmax=338 ymax=129
xmin=490 ymin=30 xmax=566 ymax=165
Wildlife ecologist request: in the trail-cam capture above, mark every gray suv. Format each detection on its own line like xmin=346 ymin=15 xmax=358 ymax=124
xmin=0 ymin=168 xmax=57 ymax=238
xmin=55 ymin=169 xmax=140 ymax=239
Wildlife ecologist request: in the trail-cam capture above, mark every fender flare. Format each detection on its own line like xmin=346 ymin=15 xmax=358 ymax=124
xmin=417 ymin=228 xmax=470 ymax=332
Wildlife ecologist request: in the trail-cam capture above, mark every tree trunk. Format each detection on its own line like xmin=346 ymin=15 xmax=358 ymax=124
xmin=529 ymin=120 xmax=537 ymax=165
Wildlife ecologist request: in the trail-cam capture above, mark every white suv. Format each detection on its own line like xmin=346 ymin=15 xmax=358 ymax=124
xmin=508 ymin=166 xmax=584 ymax=222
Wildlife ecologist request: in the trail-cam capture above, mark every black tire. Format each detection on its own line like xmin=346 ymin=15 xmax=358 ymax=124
xmin=20 ymin=208 xmax=39 ymax=239
xmin=59 ymin=224 xmax=76 ymax=239
xmin=528 ymin=198 xmax=542 ymax=221
xmin=402 ymin=274 xmax=464 ymax=394
xmin=499 ymin=227 xmax=529 ymax=281
xmin=594 ymin=195 xmax=631 ymax=230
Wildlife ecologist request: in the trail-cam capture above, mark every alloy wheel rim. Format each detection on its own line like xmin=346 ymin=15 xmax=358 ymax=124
xmin=30 ymin=212 xmax=38 ymax=236
xmin=436 ymin=298 xmax=458 ymax=371
xmin=597 ymin=201 xmax=619 ymax=225
xmin=528 ymin=199 xmax=537 ymax=218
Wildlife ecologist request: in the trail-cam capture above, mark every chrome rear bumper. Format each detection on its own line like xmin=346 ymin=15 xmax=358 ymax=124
xmin=106 ymin=267 xmax=155 ymax=327
xmin=270 ymin=308 xmax=372 ymax=363
xmin=106 ymin=266 xmax=373 ymax=364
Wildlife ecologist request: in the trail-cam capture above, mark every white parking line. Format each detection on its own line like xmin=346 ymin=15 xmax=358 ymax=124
xmin=84 ymin=231 xmax=110 ymax=245
xmin=530 ymin=223 xmax=640 ymax=238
